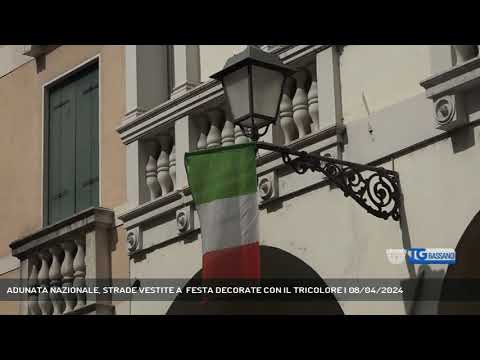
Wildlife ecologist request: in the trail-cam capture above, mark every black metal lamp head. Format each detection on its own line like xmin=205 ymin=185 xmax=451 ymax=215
xmin=211 ymin=45 xmax=295 ymax=141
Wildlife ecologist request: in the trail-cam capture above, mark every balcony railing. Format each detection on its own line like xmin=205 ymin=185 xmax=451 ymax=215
xmin=9 ymin=207 xmax=115 ymax=315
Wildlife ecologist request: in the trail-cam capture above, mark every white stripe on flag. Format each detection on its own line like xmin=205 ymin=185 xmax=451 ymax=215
xmin=197 ymin=193 xmax=259 ymax=254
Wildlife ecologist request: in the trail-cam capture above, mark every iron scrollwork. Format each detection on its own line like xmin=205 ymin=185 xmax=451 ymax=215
xmin=258 ymin=142 xmax=401 ymax=221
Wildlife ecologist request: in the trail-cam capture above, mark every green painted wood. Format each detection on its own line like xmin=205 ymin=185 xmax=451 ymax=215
xmin=48 ymin=87 xmax=61 ymax=223
xmin=75 ymin=67 xmax=99 ymax=211
xmin=46 ymin=63 xmax=99 ymax=224
xmin=60 ymin=81 xmax=77 ymax=220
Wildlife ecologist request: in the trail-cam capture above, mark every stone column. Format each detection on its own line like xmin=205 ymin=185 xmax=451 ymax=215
xmin=175 ymin=114 xmax=200 ymax=191
xmin=170 ymin=45 xmax=201 ymax=99
xmin=124 ymin=45 xmax=170 ymax=121
xmin=316 ymin=46 xmax=342 ymax=128
xmin=85 ymin=226 xmax=112 ymax=307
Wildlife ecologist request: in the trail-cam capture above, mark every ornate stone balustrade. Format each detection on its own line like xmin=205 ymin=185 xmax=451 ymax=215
xmin=9 ymin=207 xmax=115 ymax=315
xmin=194 ymin=107 xmax=249 ymax=151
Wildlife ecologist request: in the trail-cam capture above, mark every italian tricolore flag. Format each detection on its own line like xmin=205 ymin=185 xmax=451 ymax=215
xmin=185 ymin=142 xmax=260 ymax=280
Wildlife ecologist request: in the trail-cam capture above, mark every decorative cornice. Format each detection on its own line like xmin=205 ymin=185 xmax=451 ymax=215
xmin=117 ymin=80 xmax=222 ymax=144
xmin=420 ymin=56 xmax=480 ymax=98
xmin=118 ymin=191 xmax=186 ymax=228
xmin=257 ymin=124 xmax=343 ymax=167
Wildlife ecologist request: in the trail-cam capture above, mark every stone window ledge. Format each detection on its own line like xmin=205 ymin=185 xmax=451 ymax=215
xmin=118 ymin=191 xmax=185 ymax=229
xmin=420 ymin=56 xmax=480 ymax=99
xmin=10 ymin=207 xmax=114 ymax=259
xmin=257 ymin=124 xmax=344 ymax=169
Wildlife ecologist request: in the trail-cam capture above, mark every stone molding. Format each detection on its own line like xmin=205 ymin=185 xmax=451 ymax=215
xmin=420 ymin=56 xmax=480 ymax=99
xmin=10 ymin=207 xmax=114 ymax=259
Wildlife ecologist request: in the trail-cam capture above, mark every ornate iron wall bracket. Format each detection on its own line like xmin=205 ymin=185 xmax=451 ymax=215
xmin=256 ymin=142 xmax=401 ymax=221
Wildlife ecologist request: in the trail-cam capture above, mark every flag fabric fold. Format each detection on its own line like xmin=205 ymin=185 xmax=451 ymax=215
xmin=185 ymin=143 xmax=260 ymax=280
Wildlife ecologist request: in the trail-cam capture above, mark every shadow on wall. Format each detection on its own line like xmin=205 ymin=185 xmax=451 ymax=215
xmin=451 ymin=125 xmax=475 ymax=154
xmin=438 ymin=210 xmax=480 ymax=314
xmin=402 ymin=265 xmax=445 ymax=315
xmin=166 ymin=245 xmax=344 ymax=315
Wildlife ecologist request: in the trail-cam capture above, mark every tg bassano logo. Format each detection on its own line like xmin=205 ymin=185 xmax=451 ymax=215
xmin=406 ymin=248 xmax=456 ymax=265
xmin=386 ymin=248 xmax=456 ymax=265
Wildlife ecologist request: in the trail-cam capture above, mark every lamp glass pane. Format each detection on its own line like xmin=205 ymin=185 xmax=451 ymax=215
xmin=238 ymin=116 xmax=270 ymax=129
xmin=251 ymin=65 xmax=284 ymax=119
xmin=223 ymin=66 xmax=250 ymax=122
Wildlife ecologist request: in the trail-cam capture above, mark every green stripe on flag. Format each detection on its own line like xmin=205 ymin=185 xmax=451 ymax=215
xmin=185 ymin=143 xmax=257 ymax=205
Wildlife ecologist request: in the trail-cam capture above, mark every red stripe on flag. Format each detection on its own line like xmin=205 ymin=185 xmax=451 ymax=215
xmin=203 ymin=242 xmax=260 ymax=280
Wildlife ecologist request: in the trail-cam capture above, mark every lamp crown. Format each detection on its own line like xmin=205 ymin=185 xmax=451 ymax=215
xmin=210 ymin=45 xmax=295 ymax=81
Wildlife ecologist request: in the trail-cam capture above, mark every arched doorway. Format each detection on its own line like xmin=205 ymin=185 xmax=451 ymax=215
xmin=438 ymin=210 xmax=480 ymax=314
xmin=166 ymin=245 xmax=344 ymax=315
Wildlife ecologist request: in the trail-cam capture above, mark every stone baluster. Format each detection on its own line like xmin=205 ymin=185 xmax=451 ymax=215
xmin=28 ymin=255 xmax=41 ymax=315
xmin=206 ymin=109 xmax=223 ymax=148
xmin=196 ymin=115 xmax=209 ymax=150
xmin=307 ymin=68 xmax=319 ymax=132
xmin=61 ymin=241 xmax=76 ymax=313
xmin=73 ymin=237 xmax=86 ymax=310
xmin=49 ymin=245 xmax=65 ymax=315
xmin=144 ymin=140 xmax=160 ymax=201
xmin=169 ymin=143 xmax=176 ymax=190
xmin=234 ymin=126 xmax=249 ymax=144
xmin=38 ymin=250 xmax=53 ymax=315
xmin=146 ymin=154 xmax=160 ymax=201
xmin=157 ymin=135 xmax=173 ymax=196
xmin=279 ymin=77 xmax=298 ymax=145
xmin=292 ymin=70 xmax=312 ymax=138
xmin=221 ymin=111 xmax=235 ymax=146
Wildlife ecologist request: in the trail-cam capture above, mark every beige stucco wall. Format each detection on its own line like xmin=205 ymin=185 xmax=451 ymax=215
xmin=0 ymin=46 xmax=129 ymax=313
xmin=0 ymin=56 xmax=42 ymax=257
xmin=199 ymin=45 xmax=246 ymax=83
xmin=0 ymin=45 xmax=32 ymax=78
xmin=340 ymin=45 xmax=431 ymax=123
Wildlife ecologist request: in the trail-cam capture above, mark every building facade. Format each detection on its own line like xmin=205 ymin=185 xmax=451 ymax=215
xmin=1 ymin=45 xmax=480 ymax=315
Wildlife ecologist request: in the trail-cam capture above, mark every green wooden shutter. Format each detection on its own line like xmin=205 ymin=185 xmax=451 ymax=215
xmin=47 ymin=64 xmax=99 ymax=225
xmin=48 ymin=87 xmax=62 ymax=223
xmin=75 ymin=67 xmax=99 ymax=212
xmin=48 ymin=82 xmax=76 ymax=224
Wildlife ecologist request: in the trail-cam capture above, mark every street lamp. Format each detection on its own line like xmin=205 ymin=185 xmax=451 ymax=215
xmin=211 ymin=45 xmax=295 ymax=141
xmin=211 ymin=46 xmax=401 ymax=221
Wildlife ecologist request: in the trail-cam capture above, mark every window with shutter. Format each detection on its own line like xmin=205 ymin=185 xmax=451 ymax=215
xmin=45 ymin=63 xmax=99 ymax=225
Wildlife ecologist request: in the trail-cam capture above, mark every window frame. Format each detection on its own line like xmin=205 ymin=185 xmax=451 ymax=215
xmin=42 ymin=55 xmax=101 ymax=226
